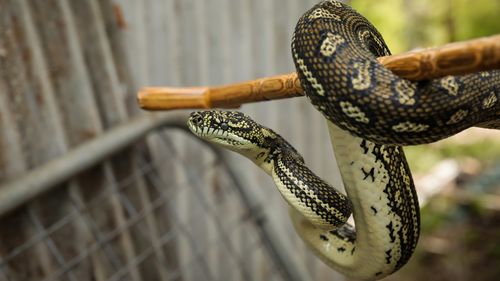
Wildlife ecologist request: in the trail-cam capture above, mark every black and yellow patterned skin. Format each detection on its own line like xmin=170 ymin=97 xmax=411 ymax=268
xmin=188 ymin=1 xmax=499 ymax=280
xmin=188 ymin=110 xmax=420 ymax=280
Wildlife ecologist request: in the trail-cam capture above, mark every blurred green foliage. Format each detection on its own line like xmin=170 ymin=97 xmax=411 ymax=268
xmin=350 ymin=0 xmax=500 ymax=54
xmin=404 ymin=139 xmax=500 ymax=173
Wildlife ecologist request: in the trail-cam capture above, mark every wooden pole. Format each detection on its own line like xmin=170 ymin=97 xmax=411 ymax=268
xmin=138 ymin=34 xmax=500 ymax=111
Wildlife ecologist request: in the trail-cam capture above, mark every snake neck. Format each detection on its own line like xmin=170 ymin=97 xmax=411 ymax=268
xmin=271 ymin=151 xmax=353 ymax=229
xmin=235 ymin=146 xmax=275 ymax=176
xmin=242 ymin=138 xmax=305 ymax=178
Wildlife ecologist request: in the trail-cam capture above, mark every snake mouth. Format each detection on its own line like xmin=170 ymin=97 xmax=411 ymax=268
xmin=187 ymin=112 xmax=250 ymax=147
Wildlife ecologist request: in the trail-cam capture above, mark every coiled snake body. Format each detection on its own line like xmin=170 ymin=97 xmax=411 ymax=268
xmin=188 ymin=1 xmax=500 ymax=280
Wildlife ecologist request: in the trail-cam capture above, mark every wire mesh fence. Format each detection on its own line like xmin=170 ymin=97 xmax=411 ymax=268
xmin=0 ymin=126 xmax=290 ymax=281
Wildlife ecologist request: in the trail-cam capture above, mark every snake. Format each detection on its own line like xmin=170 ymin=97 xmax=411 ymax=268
xmin=187 ymin=1 xmax=500 ymax=280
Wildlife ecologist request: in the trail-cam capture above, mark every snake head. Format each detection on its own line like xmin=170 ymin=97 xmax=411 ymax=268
xmin=187 ymin=110 xmax=304 ymax=171
xmin=188 ymin=110 xmax=259 ymax=147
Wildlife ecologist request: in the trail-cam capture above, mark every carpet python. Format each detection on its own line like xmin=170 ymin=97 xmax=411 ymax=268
xmin=188 ymin=1 xmax=499 ymax=279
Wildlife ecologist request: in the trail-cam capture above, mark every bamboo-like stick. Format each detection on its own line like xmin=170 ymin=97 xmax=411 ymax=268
xmin=138 ymin=34 xmax=500 ymax=111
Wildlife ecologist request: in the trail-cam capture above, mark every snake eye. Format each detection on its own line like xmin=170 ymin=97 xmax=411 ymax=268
xmin=220 ymin=122 xmax=229 ymax=130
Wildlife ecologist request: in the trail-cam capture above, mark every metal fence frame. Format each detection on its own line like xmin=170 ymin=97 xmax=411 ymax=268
xmin=0 ymin=112 xmax=311 ymax=281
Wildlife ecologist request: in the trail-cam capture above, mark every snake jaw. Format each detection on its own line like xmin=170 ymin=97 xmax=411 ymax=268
xmin=187 ymin=111 xmax=253 ymax=148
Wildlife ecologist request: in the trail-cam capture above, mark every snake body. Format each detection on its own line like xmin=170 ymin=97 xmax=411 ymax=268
xmin=293 ymin=1 xmax=499 ymax=146
xmin=188 ymin=110 xmax=419 ymax=280
xmin=188 ymin=1 xmax=499 ymax=280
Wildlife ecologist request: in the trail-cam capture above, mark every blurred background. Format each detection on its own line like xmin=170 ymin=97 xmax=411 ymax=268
xmin=0 ymin=0 xmax=498 ymax=281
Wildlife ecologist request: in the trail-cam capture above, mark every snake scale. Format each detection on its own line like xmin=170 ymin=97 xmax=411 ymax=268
xmin=188 ymin=1 xmax=500 ymax=280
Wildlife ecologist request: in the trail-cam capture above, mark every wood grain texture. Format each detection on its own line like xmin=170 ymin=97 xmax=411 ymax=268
xmin=378 ymin=34 xmax=500 ymax=80
xmin=138 ymin=34 xmax=500 ymax=110
xmin=138 ymin=73 xmax=303 ymax=110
